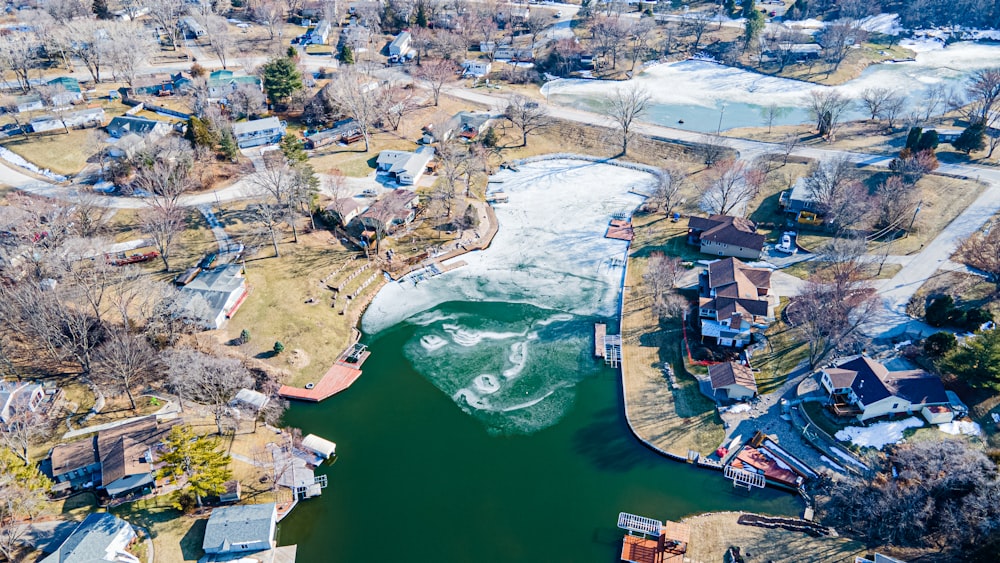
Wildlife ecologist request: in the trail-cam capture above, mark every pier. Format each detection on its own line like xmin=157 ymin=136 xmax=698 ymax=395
xmin=594 ymin=323 xmax=623 ymax=368
xmin=278 ymin=343 xmax=370 ymax=402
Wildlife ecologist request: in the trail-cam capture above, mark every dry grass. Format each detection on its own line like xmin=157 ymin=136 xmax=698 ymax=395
xmin=622 ymin=214 xmax=726 ymax=457
xmin=1 ymin=129 xmax=97 ymax=176
xmin=111 ymin=497 xmax=207 ymax=563
xmin=684 ymin=512 xmax=866 ymax=562
xmin=752 ymin=298 xmax=808 ymax=395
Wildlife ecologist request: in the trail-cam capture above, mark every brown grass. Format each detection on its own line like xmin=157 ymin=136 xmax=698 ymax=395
xmin=684 ymin=512 xmax=866 ymax=562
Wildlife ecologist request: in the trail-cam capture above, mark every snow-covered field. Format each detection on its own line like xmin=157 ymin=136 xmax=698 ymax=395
xmin=938 ymin=420 xmax=982 ymax=436
xmin=835 ymin=417 xmax=925 ymax=448
xmin=542 ymin=41 xmax=1000 ymax=132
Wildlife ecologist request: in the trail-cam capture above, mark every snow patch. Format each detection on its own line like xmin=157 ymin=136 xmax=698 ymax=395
xmin=830 ymin=447 xmax=869 ymax=470
xmin=0 ymin=147 xmax=68 ymax=182
xmin=820 ymin=455 xmax=847 ymax=472
xmin=835 ymin=417 xmax=924 ymax=449
xmin=859 ymin=13 xmax=902 ymax=36
xmin=727 ymin=403 xmax=751 ymax=414
xmin=937 ymin=420 xmax=982 ymax=436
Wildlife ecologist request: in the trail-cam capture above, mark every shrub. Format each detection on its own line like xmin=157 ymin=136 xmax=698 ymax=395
xmin=924 ymin=331 xmax=957 ymax=356
xmin=238 ymin=329 xmax=251 ymax=345
xmin=964 ymin=307 xmax=993 ymax=330
xmin=925 ymin=295 xmax=955 ymax=327
xmin=273 ymin=341 xmax=285 ymax=354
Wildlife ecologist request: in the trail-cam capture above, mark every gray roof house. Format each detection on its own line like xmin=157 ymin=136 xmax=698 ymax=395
xmin=376 ymin=146 xmax=435 ymax=185
xmin=821 ymin=355 xmax=950 ymax=422
xmin=41 ymin=513 xmax=139 ymax=563
xmin=306 ymin=19 xmax=331 ymax=45
xmin=232 ymin=117 xmax=286 ymax=149
xmin=30 ymin=107 xmax=105 ymax=134
xmin=106 ymin=116 xmax=171 ymax=139
xmin=203 ymin=503 xmax=277 ymax=555
xmin=422 ymin=111 xmax=492 ymax=144
xmin=177 ymin=264 xmax=249 ymax=330
xmin=388 ymin=30 xmax=411 ymax=57
xmin=0 ymin=380 xmax=44 ymax=424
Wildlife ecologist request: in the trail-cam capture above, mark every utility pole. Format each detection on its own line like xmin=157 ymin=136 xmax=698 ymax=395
xmin=905 ymin=199 xmax=923 ymax=237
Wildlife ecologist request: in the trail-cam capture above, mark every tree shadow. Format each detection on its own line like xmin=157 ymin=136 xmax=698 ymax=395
xmin=180 ymin=518 xmax=207 ymax=561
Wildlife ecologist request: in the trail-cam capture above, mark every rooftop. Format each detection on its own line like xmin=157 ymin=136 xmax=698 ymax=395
xmin=709 ymin=362 xmax=758 ymax=393
xmin=40 ymin=512 xmax=136 ymax=563
xmin=203 ymin=503 xmax=276 ymax=554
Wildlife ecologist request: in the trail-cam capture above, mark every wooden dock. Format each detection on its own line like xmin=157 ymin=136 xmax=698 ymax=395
xmin=594 ymin=323 xmax=607 ymax=358
xmin=278 ymin=343 xmax=370 ymax=402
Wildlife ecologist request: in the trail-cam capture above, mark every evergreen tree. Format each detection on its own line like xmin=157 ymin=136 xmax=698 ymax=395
xmin=740 ymin=0 xmax=755 ymax=15
xmin=92 ymin=0 xmax=111 ymax=19
xmin=280 ymin=134 xmax=308 ymax=163
xmin=340 ymin=44 xmax=355 ymax=64
xmin=156 ymin=426 xmax=232 ymax=507
xmin=219 ymin=132 xmax=239 ymax=161
xmin=743 ymin=10 xmax=765 ymax=50
xmin=724 ymin=0 xmax=737 ymax=16
xmin=481 ymin=126 xmax=499 ymax=148
xmin=942 ymin=327 xmax=1000 ymax=389
xmin=905 ymin=126 xmax=923 ymax=151
xmin=186 ymin=116 xmax=216 ymax=148
xmin=261 ymin=57 xmax=304 ymax=105
xmin=953 ymin=122 xmax=987 ymax=154
xmin=415 ymin=2 xmax=428 ymax=27
xmin=916 ymin=129 xmax=939 ymax=152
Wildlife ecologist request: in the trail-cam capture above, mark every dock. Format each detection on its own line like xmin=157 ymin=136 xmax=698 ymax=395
xmin=595 ymin=323 xmax=607 ymax=358
xmin=278 ymin=343 xmax=369 ymax=402
xmin=594 ymin=323 xmax=622 ymax=368
xmin=605 ymin=219 xmax=634 ymax=241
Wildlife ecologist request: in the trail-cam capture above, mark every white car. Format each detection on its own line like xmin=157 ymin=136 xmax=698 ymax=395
xmin=554 ymin=10 xmax=562 ymax=17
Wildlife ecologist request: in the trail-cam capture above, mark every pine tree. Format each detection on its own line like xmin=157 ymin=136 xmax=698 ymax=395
xmin=262 ymin=57 xmax=304 ymax=105
xmin=92 ymin=0 xmax=111 ymax=19
xmin=186 ymin=116 xmax=216 ymax=148
xmin=953 ymin=122 xmax=987 ymax=154
xmin=415 ymin=3 xmax=428 ymax=27
xmin=156 ymin=426 xmax=233 ymax=507
xmin=905 ymin=126 xmax=923 ymax=151
xmin=280 ymin=134 xmax=308 ymax=163
xmin=340 ymin=44 xmax=355 ymax=65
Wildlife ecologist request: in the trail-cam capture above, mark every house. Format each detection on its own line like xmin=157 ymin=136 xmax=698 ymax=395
xmin=45 ymin=76 xmax=84 ymax=106
xmin=40 ymin=513 xmax=139 ymax=563
xmin=30 ymin=107 xmax=105 ymax=133
xmin=339 ymin=24 xmax=372 ymax=51
xmin=180 ymin=16 xmax=206 ymax=38
xmin=177 ymin=264 xmax=249 ymax=330
xmin=778 ymin=178 xmax=822 ymax=224
xmin=422 ymin=111 xmax=492 ymax=144
xmin=820 ymin=355 xmax=951 ymax=422
xmin=936 ymin=128 xmax=965 ymax=144
xmin=233 ymin=117 xmax=286 ymax=149
xmin=0 ymin=380 xmax=44 ymax=424
xmin=206 ymin=70 xmax=263 ymax=101
xmin=306 ymin=19 xmax=331 ymax=44
xmin=462 ymin=60 xmax=492 ymax=77
xmin=324 ymin=197 xmax=369 ymax=226
xmin=49 ymin=416 xmax=178 ymax=496
xmin=376 ymin=146 xmax=435 ymax=185
xmin=698 ymin=258 xmax=775 ymax=347
xmin=304 ymin=118 xmax=362 ymax=149
xmin=11 ymin=92 xmax=43 ymax=113
xmin=106 ymin=116 xmax=171 ymax=139
xmin=202 ymin=503 xmax=277 ymax=555
xmin=494 ymin=46 xmax=535 ymax=60
xmin=687 ymin=215 xmax=766 ymax=260
xmin=359 ymin=189 xmax=419 ymax=234
xmin=388 ymin=30 xmax=411 ymax=57
xmin=709 ymin=362 xmax=758 ymax=401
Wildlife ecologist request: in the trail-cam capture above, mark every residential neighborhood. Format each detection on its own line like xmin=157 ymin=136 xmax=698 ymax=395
xmin=0 ymin=0 xmax=1000 ymax=561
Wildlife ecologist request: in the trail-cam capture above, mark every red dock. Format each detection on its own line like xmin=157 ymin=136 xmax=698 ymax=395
xmin=278 ymin=343 xmax=370 ymax=402
xmin=605 ymin=219 xmax=634 ymax=241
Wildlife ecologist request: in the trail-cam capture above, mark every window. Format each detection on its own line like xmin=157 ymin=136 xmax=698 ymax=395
xmin=892 ymin=403 xmax=899 ymax=409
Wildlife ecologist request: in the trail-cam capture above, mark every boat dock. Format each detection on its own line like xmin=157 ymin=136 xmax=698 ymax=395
xmin=278 ymin=343 xmax=369 ymax=402
xmin=595 ymin=323 xmax=607 ymax=357
xmin=594 ymin=323 xmax=623 ymax=368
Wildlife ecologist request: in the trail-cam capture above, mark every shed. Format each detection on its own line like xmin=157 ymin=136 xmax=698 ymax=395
xmin=709 ymin=361 xmax=758 ymax=401
xmin=301 ymin=434 xmax=337 ymax=459
xmin=231 ymin=388 xmax=269 ymax=411
xmin=921 ymin=404 xmax=954 ymax=424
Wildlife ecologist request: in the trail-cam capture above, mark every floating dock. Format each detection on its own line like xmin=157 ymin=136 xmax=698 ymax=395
xmin=594 ymin=323 xmax=622 ymax=368
xmin=605 ymin=219 xmax=634 ymax=241
xmin=595 ymin=323 xmax=607 ymax=358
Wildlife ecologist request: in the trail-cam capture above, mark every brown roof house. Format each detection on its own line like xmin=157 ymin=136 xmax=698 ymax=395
xmin=709 ymin=361 xmax=758 ymax=401
xmin=49 ymin=416 xmax=178 ymax=497
xmin=820 ymin=355 xmax=950 ymax=422
xmin=698 ymin=258 xmax=775 ymax=348
xmin=359 ymin=189 xmax=419 ymax=235
xmin=687 ymin=215 xmax=766 ymax=260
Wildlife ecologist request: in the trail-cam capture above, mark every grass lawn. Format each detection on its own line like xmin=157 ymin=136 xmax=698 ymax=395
xmin=801 ymin=401 xmax=847 ymax=439
xmin=685 ymin=512 xmax=866 ymax=562
xmin=629 ymin=213 xmax=706 ymax=262
xmin=622 ymin=217 xmax=726 ymax=457
xmin=752 ymin=298 xmax=808 ymax=395
xmin=781 ymin=259 xmax=902 ymax=281
xmin=111 ymin=496 xmax=207 ymax=563
xmin=2 ymin=129 xmax=96 ymax=176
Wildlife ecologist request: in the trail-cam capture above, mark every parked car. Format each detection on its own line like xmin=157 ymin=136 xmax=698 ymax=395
xmin=554 ymin=10 xmax=562 ymax=17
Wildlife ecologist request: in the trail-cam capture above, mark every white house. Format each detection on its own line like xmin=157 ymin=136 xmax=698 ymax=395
xmin=180 ymin=16 xmax=206 ymax=38
xmin=30 ymin=107 xmax=105 ymax=133
xmin=462 ymin=60 xmax=492 ymax=77
xmin=376 ymin=146 xmax=435 ymax=185
xmin=709 ymin=362 xmax=757 ymax=401
xmin=306 ymin=19 xmax=331 ymax=44
xmin=821 ymin=355 xmax=950 ymax=422
xmin=0 ymin=381 xmax=44 ymax=425
xmin=203 ymin=503 xmax=277 ymax=555
xmin=388 ymin=30 xmax=411 ymax=57
xmin=177 ymin=264 xmax=249 ymax=330
xmin=41 ymin=513 xmax=139 ymax=563
xmin=44 ymin=76 xmax=84 ymax=107
xmin=232 ymin=116 xmax=286 ymax=149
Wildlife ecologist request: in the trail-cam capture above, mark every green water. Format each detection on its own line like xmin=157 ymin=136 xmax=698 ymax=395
xmin=279 ymin=301 xmax=800 ymax=562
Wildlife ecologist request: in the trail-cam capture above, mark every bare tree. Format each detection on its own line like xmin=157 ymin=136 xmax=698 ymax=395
xmin=591 ymin=15 xmax=628 ymax=70
xmin=760 ymin=103 xmax=789 ymax=134
xmin=503 ymin=94 xmax=554 ymax=147
xmin=643 ymin=251 xmax=686 ymax=320
xmin=132 ymin=139 xmax=197 ymax=200
xmin=227 ymin=83 xmax=268 ymax=119
xmin=0 ymin=410 xmax=50 ymax=464
xmin=322 ymin=169 xmax=354 ymax=227
xmin=256 ymin=0 xmax=287 ymax=42
xmin=626 ymin=19 xmax=656 ymax=72
xmin=957 ymin=227 xmax=1000 ymax=288
xmin=64 ymin=19 xmax=114 ymax=83
xmin=0 ymin=33 xmax=42 ymax=93
xmin=608 ymin=86 xmax=651 ymax=156
xmin=966 ymin=67 xmax=1000 ymax=125
xmin=93 ymin=330 xmax=159 ymax=411
xmin=874 ymin=175 xmax=918 ymax=231
xmin=108 ymin=22 xmax=157 ymax=88
xmin=805 ymin=90 xmax=852 ymax=139
xmin=165 ymin=348 xmax=253 ymax=435
xmin=148 ymin=0 xmax=186 ymax=50
xmin=205 ymin=16 xmax=233 ymax=69
xmin=859 ymin=87 xmax=896 ymax=121
xmin=141 ymin=197 xmax=186 ymax=272
xmin=413 ymin=58 xmax=457 ymax=106
xmin=876 ymin=92 xmax=907 ymax=130
xmin=700 ymin=158 xmax=759 ymax=216
xmin=817 ymin=18 xmax=864 ymax=73
xmin=380 ymin=85 xmax=418 ymax=131
xmin=648 ymin=165 xmax=687 ymax=215
xmin=804 ymin=157 xmax=870 ymax=233
xmin=682 ymin=14 xmax=711 ymax=51
xmin=0 ymin=453 xmax=50 ymax=562
xmin=325 ymin=70 xmax=386 ymax=152
xmin=248 ymin=156 xmax=299 ymax=256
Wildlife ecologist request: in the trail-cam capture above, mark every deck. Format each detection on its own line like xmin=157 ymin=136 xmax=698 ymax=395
xmin=278 ymin=363 xmax=363 ymax=402
xmin=605 ymin=219 xmax=635 ymax=241
xmin=595 ymin=323 xmax=607 ymax=358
